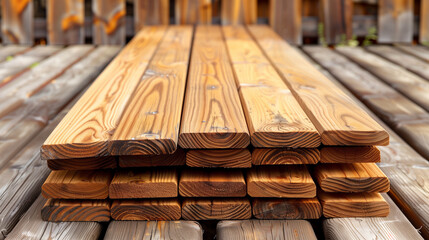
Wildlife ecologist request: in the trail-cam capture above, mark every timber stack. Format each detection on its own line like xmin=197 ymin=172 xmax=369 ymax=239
xmin=39 ymin=25 xmax=390 ymax=222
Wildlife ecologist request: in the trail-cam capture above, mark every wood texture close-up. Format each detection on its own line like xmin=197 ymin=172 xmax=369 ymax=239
xmin=252 ymin=198 xmax=322 ymax=219
xmin=175 ymin=0 xmax=212 ymax=24
xmin=111 ymin=199 xmax=181 ymax=221
xmin=320 ymin=146 xmax=380 ymax=163
xmin=182 ymin=198 xmax=251 ymax=220
xmin=1 ymin=0 xmax=34 ymax=44
xmin=47 ymin=157 xmax=117 ymax=170
xmin=221 ymin=0 xmax=257 ymax=25
xmin=134 ymin=0 xmax=169 ymax=31
xmin=47 ymin=0 xmax=84 ymax=44
xmin=119 ymin=148 xmax=186 ymax=167
xmin=252 ymin=148 xmax=319 ymax=165
xmin=41 ymin=199 xmax=110 ymax=222
xmin=186 ymin=149 xmax=252 ymax=168
xmin=270 ymin=0 xmax=302 ymax=45
xmin=92 ymin=0 xmax=126 ymax=45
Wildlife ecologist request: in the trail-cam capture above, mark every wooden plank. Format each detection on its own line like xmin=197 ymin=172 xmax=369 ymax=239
xmin=104 ymin=221 xmax=203 ymax=240
xmin=109 ymin=26 xmax=193 ymax=156
xmin=41 ymin=27 xmax=166 ymax=160
xmin=5 ymin=195 xmax=102 ymax=240
xmin=222 ymin=26 xmax=320 ymax=148
xmin=252 ymin=148 xmax=319 ymax=165
xmin=175 ymin=0 xmax=212 ymax=24
xmin=41 ymin=170 xmax=112 ymax=199
xmin=378 ymin=0 xmax=413 ymax=43
xmin=1 ymin=0 xmax=33 ymax=44
xmin=319 ymin=191 xmax=390 ymax=217
xmin=248 ymin=25 xmax=389 ymax=146
xmin=179 ymin=169 xmax=246 ymax=197
xmin=134 ymin=0 xmax=169 ymax=32
xmin=0 ymin=45 xmax=29 ymax=62
xmin=182 ymin=198 xmax=251 ymax=220
xmin=109 ymin=169 xmax=178 ymax=199
xmin=47 ymin=0 xmax=85 ymax=44
xmin=421 ymin=0 xmax=429 ymax=43
xmin=47 ymin=157 xmax=117 ymax=170
xmin=270 ymin=0 xmax=302 ymax=45
xmin=93 ymin=0 xmax=125 ymax=45
xmin=179 ymin=26 xmax=250 ymax=149
xmin=321 ymin=0 xmax=353 ymax=44
xmin=252 ymin=198 xmax=322 ymax=219
xmin=314 ymin=163 xmax=390 ymax=192
xmin=186 ymin=149 xmax=252 ymax=168
xmin=119 ymin=148 xmax=186 ymax=167
xmin=395 ymin=119 xmax=429 ymax=161
xmin=42 ymin=199 xmax=110 ymax=222
xmin=247 ymin=166 xmax=316 ymax=198
xmin=221 ymin=0 xmax=257 ymax=25
xmin=395 ymin=44 xmax=429 ymax=62
xmin=320 ymin=146 xmax=380 ymax=163
xmin=111 ymin=199 xmax=181 ymax=220
xmin=216 ymin=220 xmax=317 ymax=240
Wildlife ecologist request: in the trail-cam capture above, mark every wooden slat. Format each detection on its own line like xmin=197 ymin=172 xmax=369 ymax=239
xmin=0 ymin=45 xmax=29 ymax=62
xmin=179 ymin=26 xmax=249 ymax=149
xmin=1 ymin=0 xmax=33 ymax=44
xmin=395 ymin=44 xmax=429 ymax=62
xmin=216 ymin=220 xmax=317 ymax=240
xmin=320 ymin=146 xmax=380 ymax=163
xmin=92 ymin=0 xmax=126 ymax=45
xmin=110 ymin=26 xmax=193 ymax=156
xmin=179 ymin=169 xmax=246 ymax=197
xmin=42 ymin=170 xmax=112 ymax=199
xmin=421 ymin=0 xmax=429 ymax=43
xmin=321 ymin=0 xmax=353 ymax=44
xmin=314 ymin=163 xmax=390 ymax=192
xmin=109 ymin=169 xmax=178 ymax=199
xmin=41 ymin=27 xmax=166 ymax=160
xmin=252 ymin=148 xmax=319 ymax=165
xmin=270 ymin=0 xmax=302 ymax=45
xmin=175 ymin=0 xmax=212 ymax=24
xmin=247 ymin=166 xmax=316 ymax=198
xmin=249 ymin=25 xmax=388 ymax=146
xmin=111 ymin=199 xmax=181 ymax=220
xmin=42 ymin=199 xmax=110 ymax=222
xmin=186 ymin=149 xmax=252 ymax=168
xmin=221 ymin=0 xmax=257 ymax=25
xmin=47 ymin=157 xmax=117 ymax=170
xmin=378 ymin=0 xmax=414 ymax=43
xmin=104 ymin=221 xmax=203 ymax=240
xmin=222 ymin=26 xmax=320 ymax=148
xmin=182 ymin=198 xmax=251 ymax=220
xmin=252 ymin=198 xmax=322 ymax=219
xmin=119 ymin=148 xmax=186 ymax=167
xmin=134 ymin=0 xmax=169 ymax=32
xmin=47 ymin=0 xmax=84 ymax=44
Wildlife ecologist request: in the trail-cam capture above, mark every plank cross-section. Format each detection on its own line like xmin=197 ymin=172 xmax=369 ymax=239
xmin=252 ymin=198 xmax=322 ymax=219
xmin=111 ymin=199 xmax=181 ymax=221
xmin=182 ymin=198 xmax=251 ymax=220
xmin=42 ymin=199 xmax=110 ymax=222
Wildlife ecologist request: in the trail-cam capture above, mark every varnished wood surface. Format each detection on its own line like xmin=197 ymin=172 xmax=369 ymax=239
xmin=247 ymin=166 xmax=316 ymax=198
xmin=248 ymin=25 xmax=388 ymax=146
xmin=252 ymin=148 xmax=319 ymax=165
xmin=134 ymin=0 xmax=169 ymax=31
xmin=111 ymin=199 xmax=181 ymax=221
xmin=186 ymin=149 xmax=252 ymax=168
xmin=110 ymin=26 xmax=193 ymax=156
xmin=42 ymin=199 xmax=110 ymax=222
xmin=216 ymin=220 xmax=317 ymax=240
xmin=221 ymin=0 xmax=257 ymax=25
xmin=179 ymin=26 xmax=250 ymax=149
xmin=119 ymin=148 xmax=186 ymax=167
xmin=320 ymin=146 xmax=380 ymax=163
xmin=378 ymin=0 xmax=413 ymax=43
xmin=92 ymin=0 xmax=125 ymax=45
xmin=179 ymin=169 xmax=246 ymax=197
xmin=222 ymin=26 xmax=320 ymax=148
xmin=47 ymin=0 xmax=84 ymax=44
xmin=42 ymin=170 xmax=112 ymax=199
xmin=182 ymin=198 xmax=251 ymax=220
xmin=175 ymin=0 xmax=212 ymax=24
xmin=109 ymin=169 xmax=178 ymax=199
xmin=47 ymin=157 xmax=117 ymax=170
xmin=104 ymin=221 xmax=203 ymax=240
xmin=252 ymin=198 xmax=322 ymax=219
xmin=41 ymin=27 xmax=166 ymax=160
xmin=270 ymin=0 xmax=302 ymax=45
xmin=1 ymin=0 xmax=34 ymax=44
xmin=321 ymin=0 xmax=353 ymax=44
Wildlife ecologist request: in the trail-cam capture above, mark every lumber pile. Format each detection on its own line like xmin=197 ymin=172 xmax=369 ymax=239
xmin=40 ymin=25 xmax=390 ymax=222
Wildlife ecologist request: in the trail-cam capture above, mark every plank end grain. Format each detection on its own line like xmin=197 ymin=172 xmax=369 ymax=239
xmin=41 ymin=199 xmax=110 ymax=222
xmin=47 ymin=157 xmax=117 ymax=170
xmin=252 ymin=198 xmax=322 ymax=219
xmin=320 ymin=146 xmax=380 ymax=163
xmin=182 ymin=198 xmax=251 ymax=220
xmin=109 ymin=138 xmax=177 ymax=156
xmin=252 ymin=148 xmax=320 ymax=165
xmin=119 ymin=148 xmax=186 ymax=167
xmin=178 ymin=132 xmax=250 ymax=149
xmin=111 ymin=199 xmax=181 ymax=220
xmin=186 ymin=149 xmax=252 ymax=168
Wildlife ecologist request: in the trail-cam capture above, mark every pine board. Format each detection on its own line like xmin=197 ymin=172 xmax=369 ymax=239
xmin=182 ymin=198 xmax=251 ymax=220
xmin=252 ymin=148 xmax=319 ymax=165
xmin=321 ymin=0 xmax=353 ymax=44
xmin=111 ymin=199 xmax=181 ymax=221
xmin=119 ymin=148 xmax=186 ymax=167
xmin=134 ymin=0 xmax=169 ymax=31
xmin=47 ymin=157 xmax=117 ymax=170
xmin=92 ymin=0 xmax=126 ymax=45
xmin=42 ymin=199 xmax=110 ymax=222
xmin=320 ymin=146 xmax=380 ymax=163
xmin=179 ymin=25 xmax=250 ymax=149
xmin=252 ymin=198 xmax=322 ymax=219
xmin=175 ymin=0 xmax=212 ymax=24
xmin=269 ymin=0 xmax=302 ymax=45
xmin=47 ymin=0 xmax=84 ymax=44
xmin=378 ymin=0 xmax=413 ymax=43
xmin=186 ymin=149 xmax=251 ymax=168
xmin=1 ymin=0 xmax=34 ymax=44
xmin=221 ymin=0 xmax=257 ymax=25
xmin=395 ymin=119 xmax=429 ymax=160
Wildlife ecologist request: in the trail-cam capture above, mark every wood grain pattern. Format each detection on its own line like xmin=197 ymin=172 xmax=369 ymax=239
xmin=216 ymin=220 xmax=317 ymax=240
xmin=395 ymin=119 xmax=429 ymax=160
xmin=175 ymin=0 xmax=212 ymax=24
xmin=119 ymin=148 xmax=186 ymax=167
xmin=270 ymin=0 xmax=302 ymax=45
xmin=182 ymin=198 xmax=251 ymax=220
xmin=104 ymin=221 xmax=203 ymax=240
xmin=221 ymin=0 xmax=257 ymax=25
xmin=111 ymin=199 xmax=181 ymax=220
xmin=179 ymin=169 xmax=246 ymax=197
xmin=134 ymin=0 xmax=169 ymax=32
xmin=395 ymin=44 xmax=429 ymax=62
xmin=42 ymin=199 xmax=110 ymax=222
xmin=320 ymin=146 xmax=380 ymax=163
xmin=1 ymin=0 xmax=33 ymax=44
xmin=319 ymin=191 xmax=390 ymax=217
xmin=93 ymin=0 xmax=126 ymax=45
xmin=378 ymin=0 xmax=413 ymax=43
xmin=42 ymin=170 xmax=112 ymax=199
xmin=252 ymin=198 xmax=322 ymax=219
xmin=248 ymin=25 xmax=389 ymax=146
xmin=47 ymin=157 xmax=117 ymax=170
xmin=47 ymin=0 xmax=84 ymax=44
xmin=252 ymin=148 xmax=319 ymax=165
xmin=247 ymin=166 xmax=316 ymax=198
xmin=179 ymin=26 xmax=250 ymax=149
xmin=41 ymin=27 xmax=166 ymax=160
xmin=110 ymin=26 xmax=193 ymax=156
xmin=186 ymin=149 xmax=251 ymax=168
xmin=109 ymin=169 xmax=178 ymax=199
xmin=321 ymin=0 xmax=353 ymax=44
xmin=222 ymin=26 xmax=320 ymax=148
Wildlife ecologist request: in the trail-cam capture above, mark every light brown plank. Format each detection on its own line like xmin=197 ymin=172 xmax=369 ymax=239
xmin=1 ymin=0 xmax=33 ymax=44
xmin=221 ymin=0 xmax=257 ymax=25
xmin=252 ymin=148 xmax=319 ymax=165
xmin=92 ymin=0 xmax=126 ymax=45
xmin=378 ymin=0 xmax=413 ymax=43
xmin=186 ymin=149 xmax=252 ymax=168
xmin=111 ymin=199 xmax=181 ymax=221
xmin=42 ymin=199 xmax=110 ymax=222
xmin=47 ymin=157 xmax=117 ymax=170
xmin=421 ymin=0 xmax=429 ymax=43
xmin=182 ymin=198 xmax=251 ymax=220
xmin=320 ymin=146 xmax=380 ymax=163
xmin=47 ymin=0 xmax=84 ymax=44
xmin=175 ymin=0 xmax=212 ymax=24
xmin=270 ymin=0 xmax=302 ymax=45
xmin=395 ymin=44 xmax=429 ymax=62
xmin=119 ymin=148 xmax=186 ymax=167
xmin=134 ymin=0 xmax=169 ymax=32
xmin=252 ymin=198 xmax=322 ymax=219
xmin=321 ymin=0 xmax=353 ymax=44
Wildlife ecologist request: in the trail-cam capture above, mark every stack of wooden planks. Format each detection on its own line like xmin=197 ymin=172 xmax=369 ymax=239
xmin=40 ymin=25 xmax=390 ymax=222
